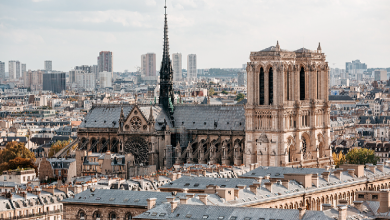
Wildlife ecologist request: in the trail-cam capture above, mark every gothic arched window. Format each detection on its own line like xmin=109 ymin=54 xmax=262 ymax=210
xmin=79 ymin=211 xmax=85 ymax=220
xmin=302 ymin=137 xmax=307 ymax=159
xmin=287 ymin=70 xmax=290 ymax=101
xmin=259 ymin=67 xmax=264 ymax=105
xmin=269 ymin=67 xmax=273 ymax=105
xmin=300 ymin=67 xmax=305 ymax=100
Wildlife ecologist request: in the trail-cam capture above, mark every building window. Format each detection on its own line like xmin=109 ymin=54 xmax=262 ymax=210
xmin=269 ymin=67 xmax=273 ymax=105
xmin=300 ymin=67 xmax=305 ymax=100
xmin=259 ymin=67 xmax=264 ymax=105
xmin=93 ymin=212 xmax=101 ymax=220
xmin=126 ymin=213 xmax=132 ymax=220
xmin=110 ymin=213 xmax=117 ymax=220
xmin=79 ymin=212 xmax=85 ymax=220
xmin=373 ymin=195 xmax=379 ymax=200
xmin=358 ymin=194 xmax=364 ymax=198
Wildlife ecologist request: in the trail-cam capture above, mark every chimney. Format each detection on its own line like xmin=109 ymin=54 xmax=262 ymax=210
xmin=322 ymin=204 xmax=332 ymax=211
xmin=166 ymin=196 xmax=175 ymax=203
xmin=147 ymin=198 xmax=157 ymax=210
xmin=331 ymin=165 xmax=336 ymax=169
xmin=177 ymin=172 xmax=182 ymax=179
xmin=368 ymin=164 xmax=376 ymax=174
xmin=170 ymin=201 xmax=178 ymax=213
xmin=234 ymin=188 xmax=241 ymax=199
xmin=264 ymin=175 xmax=270 ymax=180
xmin=353 ymin=201 xmax=363 ymax=212
xmin=322 ymin=171 xmax=330 ymax=182
xmin=256 ymin=176 xmax=263 ymax=183
xmin=250 ymin=164 xmax=255 ymax=171
xmin=337 ymin=205 xmax=347 ymax=220
xmin=180 ymin=197 xmax=188 ymax=204
xmin=281 ymin=180 xmax=289 ymax=190
xmin=325 ymin=166 xmax=330 ymax=171
xmin=237 ymin=184 xmax=246 ymax=190
xmin=311 ymin=174 xmax=319 ymax=187
xmin=202 ymin=170 xmax=207 ymax=177
xmin=298 ymin=207 xmax=306 ymax=220
xmin=347 ymin=169 xmax=355 ymax=177
xmin=333 ymin=169 xmax=342 ymax=180
xmin=379 ymin=190 xmax=390 ymax=213
xmin=377 ymin=163 xmax=384 ymax=172
xmin=186 ymin=194 xmax=195 ymax=199
xmin=249 ymin=185 xmax=257 ymax=195
xmin=264 ymin=182 xmax=272 ymax=193
xmin=254 ymin=163 xmax=259 ymax=168
xmin=182 ymin=188 xmax=188 ymax=193
xmin=198 ymin=194 xmax=208 ymax=205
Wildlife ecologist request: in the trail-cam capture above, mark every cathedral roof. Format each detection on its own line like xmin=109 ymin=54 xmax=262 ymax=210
xmin=173 ymin=105 xmax=245 ymax=131
xmin=294 ymin=48 xmax=314 ymax=53
xmin=79 ymin=105 xmax=172 ymax=130
xmin=260 ymin=46 xmax=289 ymax=52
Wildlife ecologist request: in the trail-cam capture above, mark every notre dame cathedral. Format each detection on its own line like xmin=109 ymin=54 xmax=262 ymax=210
xmin=75 ymin=3 xmax=333 ymax=171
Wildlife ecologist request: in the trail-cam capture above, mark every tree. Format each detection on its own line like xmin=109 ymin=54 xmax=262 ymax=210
xmin=1 ymin=142 xmax=36 ymax=163
xmin=345 ymin=148 xmax=379 ymax=165
xmin=332 ymin=152 xmax=346 ymax=168
xmin=208 ymin=88 xmax=215 ymax=96
xmin=222 ymin=90 xmax=228 ymax=95
xmin=236 ymin=93 xmax=245 ymax=102
xmin=372 ymin=81 xmax=378 ymax=88
xmin=0 ymin=157 xmax=37 ymax=175
xmin=48 ymin=139 xmax=71 ymax=158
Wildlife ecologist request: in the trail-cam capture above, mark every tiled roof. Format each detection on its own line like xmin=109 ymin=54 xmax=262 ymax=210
xmin=240 ymin=166 xmax=328 ymax=179
xmin=173 ymin=105 xmax=245 ymax=131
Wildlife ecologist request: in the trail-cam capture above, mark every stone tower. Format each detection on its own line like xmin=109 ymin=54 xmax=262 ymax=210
xmin=159 ymin=0 xmax=175 ymax=116
xmin=244 ymin=41 xmax=332 ymax=168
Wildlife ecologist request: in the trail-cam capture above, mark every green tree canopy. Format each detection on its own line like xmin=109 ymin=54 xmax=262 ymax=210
xmin=48 ymin=139 xmax=71 ymax=158
xmin=0 ymin=157 xmax=38 ymax=174
xmin=208 ymin=88 xmax=215 ymax=96
xmin=1 ymin=142 xmax=36 ymax=163
xmin=345 ymin=148 xmax=379 ymax=165
xmin=236 ymin=93 xmax=245 ymax=102
xmin=221 ymin=90 xmax=228 ymax=95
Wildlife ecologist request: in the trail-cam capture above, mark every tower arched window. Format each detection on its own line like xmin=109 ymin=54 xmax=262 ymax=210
xmin=259 ymin=67 xmax=264 ymax=105
xmin=269 ymin=67 xmax=273 ymax=105
xmin=109 ymin=213 xmax=116 ymax=220
xmin=79 ymin=211 xmax=85 ymax=220
xmin=286 ymin=70 xmax=290 ymax=101
xmin=300 ymin=67 xmax=305 ymax=100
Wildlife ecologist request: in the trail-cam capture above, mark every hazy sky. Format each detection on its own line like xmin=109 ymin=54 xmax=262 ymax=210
xmin=0 ymin=0 xmax=389 ymax=72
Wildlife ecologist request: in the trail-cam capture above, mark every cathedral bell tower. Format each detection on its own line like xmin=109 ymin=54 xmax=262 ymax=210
xmin=159 ymin=0 xmax=175 ymax=117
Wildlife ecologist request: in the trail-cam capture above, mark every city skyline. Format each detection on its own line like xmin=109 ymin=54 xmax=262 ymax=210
xmin=0 ymin=0 xmax=389 ymax=72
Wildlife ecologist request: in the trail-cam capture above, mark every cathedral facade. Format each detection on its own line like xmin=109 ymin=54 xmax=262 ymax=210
xmin=244 ymin=42 xmax=332 ymax=168
xmin=72 ymin=4 xmax=332 ymax=172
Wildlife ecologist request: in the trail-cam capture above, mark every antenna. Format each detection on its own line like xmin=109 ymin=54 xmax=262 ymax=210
xmin=164 ymin=0 xmax=167 ymax=15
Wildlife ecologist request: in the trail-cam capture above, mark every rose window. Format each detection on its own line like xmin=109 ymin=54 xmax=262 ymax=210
xmin=130 ymin=117 xmax=142 ymax=130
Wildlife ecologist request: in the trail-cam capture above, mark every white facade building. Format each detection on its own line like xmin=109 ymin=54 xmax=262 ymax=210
xmin=187 ymin=54 xmax=197 ymax=81
xmin=99 ymin=71 xmax=112 ymax=88
xmin=76 ymin=72 xmax=96 ymax=90
xmin=172 ymin=53 xmax=182 ymax=81
xmin=45 ymin=60 xmax=52 ymax=71
xmin=141 ymin=53 xmax=156 ymax=77
xmin=8 ymin=60 xmax=21 ymax=80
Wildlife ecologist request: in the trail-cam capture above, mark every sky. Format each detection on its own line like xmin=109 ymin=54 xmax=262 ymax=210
xmin=0 ymin=0 xmax=389 ymax=72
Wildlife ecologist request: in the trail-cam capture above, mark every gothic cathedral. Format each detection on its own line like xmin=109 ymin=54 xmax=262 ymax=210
xmin=244 ymin=42 xmax=332 ymax=168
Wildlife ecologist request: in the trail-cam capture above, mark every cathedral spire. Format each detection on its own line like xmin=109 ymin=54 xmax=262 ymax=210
xmin=159 ymin=0 xmax=175 ymax=117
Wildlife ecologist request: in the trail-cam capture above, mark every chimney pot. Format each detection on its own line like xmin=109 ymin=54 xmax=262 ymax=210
xmin=170 ymin=201 xmax=178 ymax=213
xmin=337 ymin=205 xmax=347 ymax=220
xmin=298 ymin=207 xmax=306 ymax=220
xmin=147 ymin=198 xmax=157 ymax=210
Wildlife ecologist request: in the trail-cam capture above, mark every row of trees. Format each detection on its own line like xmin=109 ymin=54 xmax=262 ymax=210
xmin=0 ymin=142 xmax=37 ymax=174
xmin=333 ymin=148 xmax=379 ymax=168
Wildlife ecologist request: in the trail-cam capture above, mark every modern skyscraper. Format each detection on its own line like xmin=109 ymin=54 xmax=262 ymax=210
xmin=44 ymin=60 xmax=52 ymax=71
xmin=91 ymin=65 xmax=99 ymax=80
xmin=0 ymin=61 xmax=5 ymax=82
xmin=172 ymin=53 xmax=182 ymax=81
xmin=8 ymin=60 xmax=21 ymax=80
xmin=346 ymin=60 xmax=367 ymax=73
xmin=141 ymin=53 xmax=156 ymax=77
xmin=43 ymin=72 xmax=66 ymax=93
xmin=24 ymin=70 xmax=43 ymax=90
xmin=21 ymin=63 xmax=26 ymax=77
xmin=374 ymin=69 xmax=387 ymax=81
xmin=187 ymin=54 xmax=197 ymax=81
xmin=98 ymin=51 xmax=113 ymax=73
xmin=99 ymin=71 xmax=112 ymax=88
xmin=159 ymin=2 xmax=174 ymax=115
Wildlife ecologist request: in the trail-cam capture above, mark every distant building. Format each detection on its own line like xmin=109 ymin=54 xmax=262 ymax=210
xmin=43 ymin=72 xmax=66 ymax=93
xmin=76 ymin=71 xmax=95 ymax=90
xmin=91 ymin=64 xmax=99 ymax=79
xmin=8 ymin=60 xmax=21 ymax=80
xmin=99 ymin=71 xmax=112 ymax=88
xmin=21 ymin=63 xmax=26 ymax=78
xmin=44 ymin=60 xmax=52 ymax=71
xmin=97 ymin=51 xmax=113 ymax=73
xmin=238 ymin=71 xmax=246 ymax=86
xmin=187 ymin=54 xmax=197 ymax=81
xmin=172 ymin=53 xmax=182 ymax=81
xmin=24 ymin=70 xmax=43 ymax=90
xmin=345 ymin=60 xmax=367 ymax=73
xmin=0 ymin=61 xmax=5 ymax=82
xmin=141 ymin=53 xmax=156 ymax=77
xmin=374 ymin=69 xmax=387 ymax=81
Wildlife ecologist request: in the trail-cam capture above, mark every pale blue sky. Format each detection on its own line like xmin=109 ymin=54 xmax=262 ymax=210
xmin=0 ymin=0 xmax=389 ymax=72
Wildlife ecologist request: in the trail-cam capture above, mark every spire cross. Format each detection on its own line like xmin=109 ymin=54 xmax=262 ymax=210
xmin=164 ymin=0 xmax=167 ymax=15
